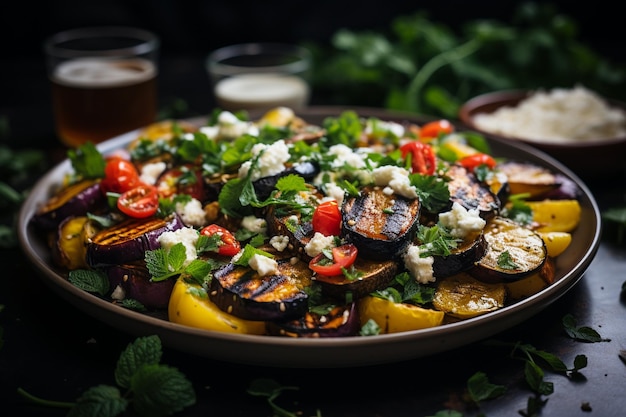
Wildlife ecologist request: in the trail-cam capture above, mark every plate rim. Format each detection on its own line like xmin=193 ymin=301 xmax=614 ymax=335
xmin=17 ymin=106 xmax=602 ymax=368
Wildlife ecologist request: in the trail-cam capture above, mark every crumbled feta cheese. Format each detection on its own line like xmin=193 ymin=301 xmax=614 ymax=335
xmin=238 ymin=140 xmax=290 ymax=180
xmin=199 ymin=110 xmax=259 ymax=140
xmin=175 ymin=198 xmax=207 ymax=227
xmin=157 ymin=227 xmax=199 ymax=267
xmin=323 ymin=182 xmax=346 ymax=206
xmin=111 ymin=284 xmax=126 ymax=301
xmin=249 ymin=253 xmax=279 ymax=277
xmin=304 ymin=232 xmax=336 ymax=257
xmin=241 ymin=215 xmax=267 ymax=234
xmin=372 ymin=165 xmax=417 ymax=199
xmin=327 ymin=144 xmax=367 ymax=170
xmin=403 ymin=244 xmax=435 ymax=284
xmin=270 ymin=235 xmax=290 ymax=252
xmin=139 ymin=161 xmax=167 ymax=185
xmin=438 ymin=202 xmax=486 ymax=238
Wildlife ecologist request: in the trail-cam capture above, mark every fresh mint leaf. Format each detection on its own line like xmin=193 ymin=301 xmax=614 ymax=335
xmin=247 ymin=378 xmax=299 ymax=417
xmin=409 ymin=173 xmax=450 ymax=213
xmin=524 ymin=360 xmax=553 ymax=395
xmin=115 ymin=335 xmax=162 ymax=389
xmin=68 ymin=269 xmax=110 ymax=296
xmin=145 ymin=243 xmax=187 ymax=282
xmin=67 ymin=385 xmax=127 ymax=417
xmin=562 ymin=313 xmax=609 ymax=342
xmin=467 ymin=371 xmax=506 ymax=402
xmin=131 ymin=364 xmax=196 ymax=417
xmin=497 ymin=251 xmax=518 ymax=270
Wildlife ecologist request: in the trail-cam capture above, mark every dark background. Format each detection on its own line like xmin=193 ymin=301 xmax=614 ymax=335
xmin=1 ymin=0 xmax=625 ymax=147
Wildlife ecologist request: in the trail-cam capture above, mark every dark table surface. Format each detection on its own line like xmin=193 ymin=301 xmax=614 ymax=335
xmin=1 ymin=53 xmax=626 ymax=417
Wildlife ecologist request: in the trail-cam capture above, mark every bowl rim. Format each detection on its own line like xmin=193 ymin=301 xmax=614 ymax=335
xmin=458 ymin=89 xmax=626 ymax=148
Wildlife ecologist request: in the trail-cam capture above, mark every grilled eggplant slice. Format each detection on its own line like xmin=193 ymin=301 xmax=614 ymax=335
xmin=86 ymin=214 xmax=184 ymax=267
xmin=342 ymin=186 xmax=420 ymax=261
xmin=209 ymin=257 xmax=313 ymax=321
xmin=32 ymin=179 xmax=106 ymax=231
xmin=267 ymin=302 xmax=361 ymax=338
xmin=470 ymin=216 xmax=547 ymax=283
xmin=497 ymin=161 xmax=561 ymax=199
xmin=253 ymin=161 xmax=320 ymax=200
xmin=313 ymin=257 xmax=398 ymax=299
xmin=431 ymin=231 xmax=488 ymax=279
xmin=446 ymin=164 xmax=500 ymax=220
xmin=106 ymin=262 xmax=175 ymax=309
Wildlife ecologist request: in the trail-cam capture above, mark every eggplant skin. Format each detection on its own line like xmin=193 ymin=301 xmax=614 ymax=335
xmin=266 ymin=302 xmax=361 ymax=338
xmin=209 ymin=259 xmax=312 ymax=321
xmin=106 ymin=262 xmax=175 ymax=309
xmin=253 ymin=161 xmax=320 ymax=200
xmin=32 ymin=180 xmax=106 ymax=231
xmin=342 ymin=186 xmax=420 ymax=261
xmin=86 ymin=214 xmax=184 ymax=267
xmin=431 ymin=232 xmax=488 ymax=279
xmin=446 ymin=164 xmax=500 ymax=220
xmin=314 ymin=258 xmax=398 ymax=299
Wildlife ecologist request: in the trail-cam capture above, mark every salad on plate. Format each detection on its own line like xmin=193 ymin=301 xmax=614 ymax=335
xmin=30 ymin=106 xmax=582 ymax=338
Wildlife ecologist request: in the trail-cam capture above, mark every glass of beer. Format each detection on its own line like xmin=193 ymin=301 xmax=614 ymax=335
xmin=44 ymin=27 xmax=159 ymax=148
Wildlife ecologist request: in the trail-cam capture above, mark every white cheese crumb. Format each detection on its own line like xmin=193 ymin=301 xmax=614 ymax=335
xmin=403 ymin=244 xmax=435 ymax=284
xmin=438 ymin=202 xmax=486 ymax=238
xmin=249 ymin=253 xmax=279 ymax=277
xmin=199 ymin=110 xmax=259 ymax=140
xmin=175 ymin=198 xmax=207 ymax=227
xmin=139 ymin=161 xmax=167 ymax=185
xmin=372 ymin=165 xmax=418 ymax=199
xmin=111 ymin=284 xmax=126 ymax=301
xmin=304 ymin=232 xmax=336 ymax=257
xmin=270 ymin=235 xmax=290 ymax=252
xmin=241 ymin=215 xmax=267 ymax=234
xmin=238 ymin=140 xmax=290 ymax=180
xmin=157 ymin=227 xmax=199 ymax=267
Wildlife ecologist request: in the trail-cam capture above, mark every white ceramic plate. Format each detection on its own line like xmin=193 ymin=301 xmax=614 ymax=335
xmin=18 ymin=107 xmax=601 ymax=368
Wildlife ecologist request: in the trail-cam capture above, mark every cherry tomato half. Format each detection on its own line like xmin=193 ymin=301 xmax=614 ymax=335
xmin=117 ymin=184 xmax=159 ymax=218
xmin=156 ymin=164 xmax=205 ymax=201
xmin=200 ymin=224 xmax=241 ymax=257
xmin=458 ymin=153 xmax=497 ymax=171
xmin=419 ymin=119 xmax=454 ymax=140
xmin=312 ymin=200 xmax=342 ymax=236
xmin=309 ymin=244 xmax=358 ymax=276
xmin=399 ymin=141 xmax=437 ymax=175
xmin=100 ymin=157 xmax=141 ymax=194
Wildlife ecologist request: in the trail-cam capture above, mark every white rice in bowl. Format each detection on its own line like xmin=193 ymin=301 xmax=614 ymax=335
xmin=472 ymin=86 xmax=626 ymax=143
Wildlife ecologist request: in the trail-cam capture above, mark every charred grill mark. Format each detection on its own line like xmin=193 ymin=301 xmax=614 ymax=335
xmin=91 ymin=218 xmax=167 ymax=245
xmin=447 ymin=165 xmax=500 ymax=218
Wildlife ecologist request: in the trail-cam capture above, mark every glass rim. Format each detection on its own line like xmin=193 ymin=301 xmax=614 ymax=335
xmin=206 ymin=42 xmax=311 ymax=77
xmin=44 ymin=26 xmax=160 ymax=59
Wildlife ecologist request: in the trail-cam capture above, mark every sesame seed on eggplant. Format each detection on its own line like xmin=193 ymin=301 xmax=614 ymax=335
xmin=266 ymin=302 xmax=361 ymax=338
xmin=446 ymin=164 xmax=500 ymax=220
xmin=313 ymin=257 xmax=398 ymax=299
xmin=341 ymin=186 xmax=420 ymax=261
xmin=469 ymin=216 xmax=547 ymax=283
xmin=209 ymin=257 xmax=313 ymax=322
xmin=86 ymin=213 xmax=184 ymax=267
xmin=32 ymin=179 xmax=106 ymax=231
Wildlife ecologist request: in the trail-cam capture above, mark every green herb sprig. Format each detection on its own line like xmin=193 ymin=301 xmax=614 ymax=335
xmin=17 ymin=335 xmax=196 ymax=417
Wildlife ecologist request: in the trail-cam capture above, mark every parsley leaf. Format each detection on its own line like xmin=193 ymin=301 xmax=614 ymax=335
xmin=68 ymin=142 xmax=106 ymax=180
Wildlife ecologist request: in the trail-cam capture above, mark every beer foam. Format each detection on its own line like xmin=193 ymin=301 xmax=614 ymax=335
xmin=52 ymin=58 xmax=156 ymax=88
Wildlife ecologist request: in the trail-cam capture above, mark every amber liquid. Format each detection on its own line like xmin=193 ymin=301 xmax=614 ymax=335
xmin=51 ymin=58 xmax=157 ymax=147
